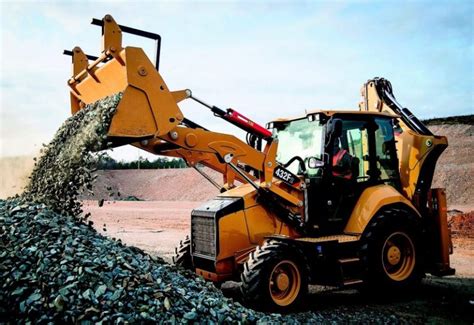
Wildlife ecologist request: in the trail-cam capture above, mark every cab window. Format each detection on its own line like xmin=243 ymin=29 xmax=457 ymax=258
xmin=337 ymin=120 xmax=370 ymax=182
xmin=374 ymin=117 xmax=399 ymax=185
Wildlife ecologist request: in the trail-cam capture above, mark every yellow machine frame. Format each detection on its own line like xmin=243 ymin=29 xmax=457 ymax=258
xmin=67 ymin=14 xmax=453 ymax=291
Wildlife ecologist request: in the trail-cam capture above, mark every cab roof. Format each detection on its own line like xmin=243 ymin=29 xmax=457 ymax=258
xmin=269 ymin=109 xmax=399 ymax=124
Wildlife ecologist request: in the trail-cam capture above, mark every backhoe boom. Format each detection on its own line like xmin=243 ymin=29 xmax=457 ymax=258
xmin=359 ymin=78 xmax=448 ymax=210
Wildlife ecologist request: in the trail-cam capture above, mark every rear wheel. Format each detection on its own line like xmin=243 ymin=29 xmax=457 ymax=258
xmin=360 ymin=207 xmax=423 ymax=291
xmin=172 ymin=235 xmax=193 ymax=270
xmin=382 ymin=231 xmax=416 ymax=281
xmin=240 ymin=239 xmax=308 ymax=312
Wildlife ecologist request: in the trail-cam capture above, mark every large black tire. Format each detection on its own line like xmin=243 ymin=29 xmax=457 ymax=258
xmin=240 ymin=239 xmax=309 ymax=312
xmin=360 ymin=207 xmax=424 ymax=292
xmin=172 ymin=236 xmax=193 ymax=270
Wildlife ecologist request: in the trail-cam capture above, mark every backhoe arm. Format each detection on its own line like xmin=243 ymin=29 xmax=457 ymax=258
xmin=359 ymin=78 xmax=448 ymax=210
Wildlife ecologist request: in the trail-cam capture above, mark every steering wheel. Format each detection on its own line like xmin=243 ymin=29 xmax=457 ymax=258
xmin=283 ymin=156 xmax=306 ymax=173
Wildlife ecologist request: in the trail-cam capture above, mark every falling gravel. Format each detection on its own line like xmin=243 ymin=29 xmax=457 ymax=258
xmin=0 ymin=94 xmax=416 ymax=323
xmin=21 ymin=93 xmax=122 ymax=218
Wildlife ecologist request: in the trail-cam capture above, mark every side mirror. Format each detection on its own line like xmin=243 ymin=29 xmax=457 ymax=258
xmin=308 ymin=157 xmax=324 ymax=169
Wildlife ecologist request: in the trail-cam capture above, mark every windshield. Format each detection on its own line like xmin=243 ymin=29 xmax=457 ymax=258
xmin=275 ymin=118 xmax=324 ymax=174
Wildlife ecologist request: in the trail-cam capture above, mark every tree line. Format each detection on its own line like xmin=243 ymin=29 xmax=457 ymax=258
xmin=97 ymin=154 xmax=188 ymax=170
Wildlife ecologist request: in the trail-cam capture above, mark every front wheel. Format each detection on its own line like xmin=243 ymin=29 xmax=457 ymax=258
xmin=240 ymin=240 xmax=308 ymax=312
xmin=172 ymin=235 xmax=193 ymax=270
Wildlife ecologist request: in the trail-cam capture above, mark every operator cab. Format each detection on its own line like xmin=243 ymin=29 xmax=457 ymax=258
xmin=270 ymin=111 xmax=401 ymax=235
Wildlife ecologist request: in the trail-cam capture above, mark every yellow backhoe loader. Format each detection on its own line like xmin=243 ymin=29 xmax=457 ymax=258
xmin=65 ymin=15 xmax=454 ymax=311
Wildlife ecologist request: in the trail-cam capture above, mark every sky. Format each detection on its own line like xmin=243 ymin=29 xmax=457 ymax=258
xmin=0 ymin=0 xmax=472 ymax=161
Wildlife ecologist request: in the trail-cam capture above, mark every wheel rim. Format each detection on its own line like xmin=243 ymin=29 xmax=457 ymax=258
xmin=381 ymin=231 xmax=415 ymax=281
xmin=268 ymin=260 xmax=301 ymax=306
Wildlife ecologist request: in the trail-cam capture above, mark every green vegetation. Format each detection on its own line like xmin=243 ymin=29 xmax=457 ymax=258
xmin=422 ymin=114 xmax=473 ymax=126
xmin=97 ymin=154 xmax=187 ymax=170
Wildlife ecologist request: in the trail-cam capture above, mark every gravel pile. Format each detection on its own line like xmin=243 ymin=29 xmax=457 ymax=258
xmin=0 ymin=94 xmax=414 ymax=323
xmin=0 ymin=199 xmax=261 ymax=323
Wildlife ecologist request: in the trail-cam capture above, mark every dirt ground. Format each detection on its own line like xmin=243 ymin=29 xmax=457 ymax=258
xmin=83 ymin=200 xmax=474 ymax=323
xmin=83 ymin=200 xmax=474 ymax=277
xmin=83 ymin=200 xmax=195 ymax=261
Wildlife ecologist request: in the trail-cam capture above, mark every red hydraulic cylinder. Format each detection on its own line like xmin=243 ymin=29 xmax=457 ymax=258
xmin=226 ymin=109 xmax=272 ymax=139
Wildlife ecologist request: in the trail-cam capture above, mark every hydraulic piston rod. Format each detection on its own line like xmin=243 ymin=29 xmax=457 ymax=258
xmin=188 ymin=92 xmax=272 ymax=139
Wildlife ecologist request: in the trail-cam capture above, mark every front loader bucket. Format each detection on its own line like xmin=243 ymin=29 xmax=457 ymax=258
xmin=67 ymin=15 xmax=183 ymax=142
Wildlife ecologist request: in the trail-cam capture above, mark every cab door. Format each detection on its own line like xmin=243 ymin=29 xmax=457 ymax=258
xmin=308 ymin=117 xmax=378 ymax=235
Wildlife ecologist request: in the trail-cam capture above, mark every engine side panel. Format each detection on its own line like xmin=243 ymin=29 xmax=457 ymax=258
xmin=191 ymin=187 xmax=300 ymax=282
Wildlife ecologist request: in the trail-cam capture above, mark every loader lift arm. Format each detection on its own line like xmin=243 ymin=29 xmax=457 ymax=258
xmin=65 ymin=14 xmax=306 ymax=232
